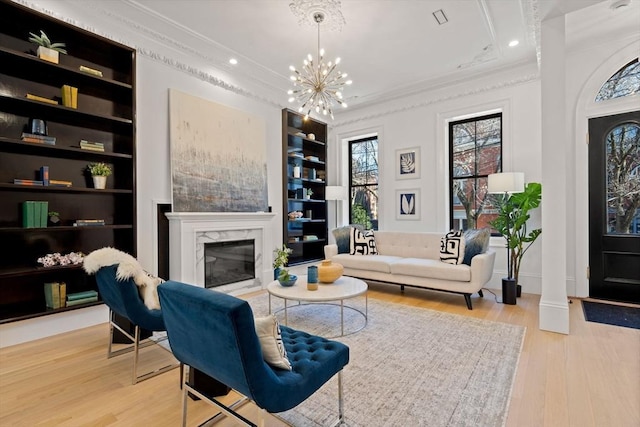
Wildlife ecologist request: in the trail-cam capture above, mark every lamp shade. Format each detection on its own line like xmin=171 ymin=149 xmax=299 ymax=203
xmin=325 ymin=186 xmax=348 ymax=201
xmin=487 ymin=172 xmax=525 ymax=194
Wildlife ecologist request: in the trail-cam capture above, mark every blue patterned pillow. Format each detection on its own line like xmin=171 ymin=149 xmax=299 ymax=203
xmin=332 ymin=225 xmax=363 ymax=254
xmin=440 ymin=230 xmax=466 ymax=265
xmin=462 ymin=228 xmax=490 ymax=265
xmin=350 ymin=228 xmax=378 ymax=255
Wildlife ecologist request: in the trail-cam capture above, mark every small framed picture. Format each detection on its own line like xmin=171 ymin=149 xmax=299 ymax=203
xmin=396 ymin=147 xmax=420 ymax=180
xmin=396 ymin=189 xmax=420 ymax=220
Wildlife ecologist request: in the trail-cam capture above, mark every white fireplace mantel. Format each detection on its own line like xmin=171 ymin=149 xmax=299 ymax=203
xmin=166 ymin=212 xmax=276 ymax=294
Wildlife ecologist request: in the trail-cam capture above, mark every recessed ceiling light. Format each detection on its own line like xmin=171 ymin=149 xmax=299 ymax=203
xmin=508 ymin=40 xmax=519 ymax=47
xmin=229 ymin=58 xmax=238 ymax=65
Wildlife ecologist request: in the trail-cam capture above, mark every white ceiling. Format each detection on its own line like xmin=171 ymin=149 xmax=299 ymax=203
xmin=93 ymin=0 xmax=638 ymax=112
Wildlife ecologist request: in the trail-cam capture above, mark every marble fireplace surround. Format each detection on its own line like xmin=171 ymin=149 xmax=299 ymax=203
xmin=166 ymin=212 xmax=276 ymax=295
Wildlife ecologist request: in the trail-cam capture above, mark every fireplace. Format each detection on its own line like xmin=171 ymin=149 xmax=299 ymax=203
xmin=204 ymin=239 xmax=255 ymax=288
xmin=166 ymin=212 xmax=276 ymax=295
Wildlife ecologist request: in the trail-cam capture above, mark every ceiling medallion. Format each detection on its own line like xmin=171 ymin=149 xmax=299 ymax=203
xmin=287 ymin=10 xmax=352 ymax=120
xmin=289 ymin=0 xmax=346 ymax=32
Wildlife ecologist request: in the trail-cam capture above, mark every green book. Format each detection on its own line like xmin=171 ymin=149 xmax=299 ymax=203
xmin=66 ymin=296 xmax=98 ymax=306
xmin=44 ymin=282 xmax=61 ymax=309
xmin=67 ymin=290 xmax=99 ymax=301
xmin=33 ymin=201 xmax=41 ymax=228
xmin=38 ymin=201 xmax=48 ymax=228
xmin=22 ymin=201 xmax=35 ymax=228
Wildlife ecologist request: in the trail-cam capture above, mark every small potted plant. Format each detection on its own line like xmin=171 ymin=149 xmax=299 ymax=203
xmin=28 ymin=30 xmax=67 ymax=64
xmin=87 ymin=162 xmax=112 ymax=189
xmin=48 ymin=211 xmax=60 ymax=226
xmin=305 ymin=189 xmax=313 ymax=199
xmin=273 ymin=244 xmax=293 ymax=280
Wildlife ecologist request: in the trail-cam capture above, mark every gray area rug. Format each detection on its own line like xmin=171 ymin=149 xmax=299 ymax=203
xmin=247 ymin=294 xmax=526 ymax=427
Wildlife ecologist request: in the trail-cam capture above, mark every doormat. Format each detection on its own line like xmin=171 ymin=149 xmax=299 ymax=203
xmin=582 ymin=300 xmax=640 ymax=330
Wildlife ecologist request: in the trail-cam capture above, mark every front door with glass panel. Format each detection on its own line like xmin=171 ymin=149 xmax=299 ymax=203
xmin=588 ymin=111 xmax=640 ymax=303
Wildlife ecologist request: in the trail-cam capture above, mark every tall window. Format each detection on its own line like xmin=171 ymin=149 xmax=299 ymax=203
xmin=449 ymin=113 xmax=502 ymax=231
xmin=349 ymin=136 xmax=378 ymax=230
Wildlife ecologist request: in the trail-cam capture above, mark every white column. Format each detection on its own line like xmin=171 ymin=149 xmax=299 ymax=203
xmin=539 ymin=15 xmax=569 ymax=334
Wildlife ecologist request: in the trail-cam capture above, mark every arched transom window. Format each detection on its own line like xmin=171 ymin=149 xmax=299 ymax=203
xmin=595 ymin=58 xmax=640 ymax=102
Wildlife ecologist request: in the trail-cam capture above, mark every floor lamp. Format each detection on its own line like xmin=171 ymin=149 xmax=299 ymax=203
xmin=325 ymin=186 xmax=348 ymax=231
xmin=488 ymin=172 xmax=524 ymax=305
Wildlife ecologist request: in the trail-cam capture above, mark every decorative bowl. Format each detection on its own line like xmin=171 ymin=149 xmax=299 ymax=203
xmin=278 ymin=274 xmax=297 ymax=287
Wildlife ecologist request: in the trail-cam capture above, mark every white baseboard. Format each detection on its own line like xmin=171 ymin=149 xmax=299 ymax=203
xmin=539 ymin=300 xmax=570 ymax=334
xmin=0 ymin=305 xmax=108 ymax=348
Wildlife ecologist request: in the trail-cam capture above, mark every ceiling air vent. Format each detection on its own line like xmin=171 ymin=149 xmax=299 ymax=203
xmin=433 ymin=9 xmax=448 ymax=25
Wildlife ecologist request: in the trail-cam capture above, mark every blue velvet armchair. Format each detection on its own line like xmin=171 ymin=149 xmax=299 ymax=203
xmin=94 ymin=265 xmax=180 ymax=384
xmin=157 ymin=280 xmax=350 ymax=427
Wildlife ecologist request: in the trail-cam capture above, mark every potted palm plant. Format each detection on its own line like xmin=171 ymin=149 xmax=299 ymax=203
xmin=87 ymin=162 xmax=112 ymax=189
xmin=28 ymin=30 xmax=67 ymax=64
xmin=489 ymin=182 xmax=542 ymax=298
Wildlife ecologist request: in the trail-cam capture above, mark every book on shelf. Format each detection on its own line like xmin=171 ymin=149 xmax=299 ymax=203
xmin=22 ymin=201 xmax=35 ymax=228
xmin=67 ymin=290 xmax=98 ymax=301
xmin=44 ymin=282 xmax=63 ymax=309
xmin=79 ymin=65 xmax=103 ymax=77
xmin=14 ymin=179 xmax=44 ymax=186
xmin=21 ymin=137 xmax=56 ymax=145
xmin=79 ymin=145 xmax=105 ymax=152
xmin=59 ymin=282 xmax=66 ymax=307
xmin=40 ymin=166 xmax=49 ymax=186
xmin=73 ymin=219 xmax=105 ymax=227
xmin=61 ymin=85 xmax=78 ymax=109
xmin=49 ymin=179 xmax=73 ymax=187
xmin=66 ymin=295 xmax=99 ymax=306
xmin=21 ymin=133 xmax=56 ymax=143
xmin=26 ymin=93 xmax=59 ymax=105
xmin=79 ymin=140 xmax=105 ymax=152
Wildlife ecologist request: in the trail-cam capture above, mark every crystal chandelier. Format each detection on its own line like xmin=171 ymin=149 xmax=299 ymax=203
xmin=288 ymin=12 xmax=352 ymax=120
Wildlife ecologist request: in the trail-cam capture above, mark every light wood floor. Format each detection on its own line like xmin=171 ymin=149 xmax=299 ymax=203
xmin=1 ymin=284 xmax=638 ymax=426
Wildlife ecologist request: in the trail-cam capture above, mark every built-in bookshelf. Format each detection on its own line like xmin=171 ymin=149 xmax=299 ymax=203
xmin=0 ymin=0 xmax=136 ymax=323
xmin=282 ymin=109 xmax=328 ymax=265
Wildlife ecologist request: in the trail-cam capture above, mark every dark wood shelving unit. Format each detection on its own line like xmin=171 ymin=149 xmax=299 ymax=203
xmin=0 ymin=0 xmax=136 ymax=324
xmin=282 ymin=109 xmax=328 ymax=265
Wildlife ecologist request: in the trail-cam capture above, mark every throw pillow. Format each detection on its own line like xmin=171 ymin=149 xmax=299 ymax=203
xmin=332 ymin=224 xmax=364 ymax=254
xmin=440 ymin=230 xmax=466 ymax=265
xmin=350 ymin=228 xmax=378 ymax=255
xmin=254 ymin=315 xmax=292 ymax=371
xmin=462 ymin=228 xmax=491 ymax=265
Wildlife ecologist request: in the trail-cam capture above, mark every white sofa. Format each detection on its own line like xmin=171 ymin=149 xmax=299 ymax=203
xmin=324 ymin=231 xmax=496 ymax=309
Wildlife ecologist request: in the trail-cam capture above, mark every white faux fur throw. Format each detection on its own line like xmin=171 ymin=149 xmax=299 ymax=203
xmin=83 ymin=247 xmax=163 ymax=310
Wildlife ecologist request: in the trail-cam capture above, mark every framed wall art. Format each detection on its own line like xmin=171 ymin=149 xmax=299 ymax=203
xmin=395 ymin=147 xmax=420 ymax=180
xmin=396 ymin=189 xmax=420 ymax=220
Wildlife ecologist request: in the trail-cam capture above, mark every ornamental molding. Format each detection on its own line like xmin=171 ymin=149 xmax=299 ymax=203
xmin=332 ymin=73 xmax=540 ymax=128
xmin=289 ymin=0 xmax=346 ymax=32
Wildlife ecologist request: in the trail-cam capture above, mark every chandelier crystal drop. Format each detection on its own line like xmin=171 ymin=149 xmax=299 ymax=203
xmin=288 ymin=12 xmax=352 ymax=120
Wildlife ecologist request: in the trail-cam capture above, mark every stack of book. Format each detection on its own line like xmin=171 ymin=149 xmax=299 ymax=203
xmin=14 ymin=179 xmax=43 ymax=186
xmin=49 ymin=179 xmax=73 ymax=187
xmin=66 ymin=290 xmax=99 ymax=306
xmin=22 ymin=201 xmax=48 ymax=228
xmin=44 ymin=282 xmax=67 ymax=309
xmin=79 ymin=140 xmax=105 ymax=152
xmin=61 ymin=85 xmax=78 ymax=109
xmin=73 ymin=219 xmax=105 ymax=227
xmin=21 ymin=132 xmax=56 ymax=145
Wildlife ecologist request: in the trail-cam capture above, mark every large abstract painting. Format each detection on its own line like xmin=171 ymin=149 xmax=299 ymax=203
xmin=169 ymin=89 xmax=268 ymax=212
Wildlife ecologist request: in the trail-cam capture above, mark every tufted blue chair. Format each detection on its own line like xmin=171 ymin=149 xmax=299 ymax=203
xmin=94 ymin=265 xmax=180 ymax=384
xmin=158 ymin=280 xmax=350 ymax=427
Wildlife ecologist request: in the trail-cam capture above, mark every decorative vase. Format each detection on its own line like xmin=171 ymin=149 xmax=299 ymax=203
xmin=502 ymin=278 xmax=517 ymax=305
xmin=293 ymin=165 xmax=301 ymax=178
xmin=37 ymin=46 xmax=59 ymax=64
xmin=92 ymin=175 xmax=107 ymax=189
xmin=273 ymin=267 xmax=281 ymax=281
xmin=318 ymin=259 xmax=343 ymax=283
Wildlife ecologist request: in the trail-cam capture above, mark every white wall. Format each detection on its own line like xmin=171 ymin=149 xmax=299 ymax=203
xmin=331 ymin=64 xmax=543 ymax=293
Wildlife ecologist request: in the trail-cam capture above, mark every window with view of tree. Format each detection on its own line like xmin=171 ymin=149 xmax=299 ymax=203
xmin=449 ymin=113 xmax=502 ymax=231
xmin=595 ymin=58 xmax=640 ymax=102
xmin=349 ymin=136 xmax=378 ymax=230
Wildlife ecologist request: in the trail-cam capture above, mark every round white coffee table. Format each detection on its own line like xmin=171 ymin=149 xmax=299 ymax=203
xmin=267 ymin=275 xmax=368 ymax=337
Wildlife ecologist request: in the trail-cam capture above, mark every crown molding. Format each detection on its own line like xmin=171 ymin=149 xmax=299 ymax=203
xmin=332 ymin=72 xmax=539 ymax=128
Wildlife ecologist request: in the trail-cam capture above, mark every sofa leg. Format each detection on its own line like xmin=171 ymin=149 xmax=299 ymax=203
xmin=400 ymin=285 xmax=405 ymax=293
xmin=478 ymin=290 xmax=484 ymax=298
xmin=464 ymin=294 xmax=473 ymax=310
